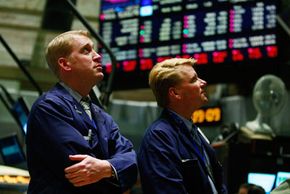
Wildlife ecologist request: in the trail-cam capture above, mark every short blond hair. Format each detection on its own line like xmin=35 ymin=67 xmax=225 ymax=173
xmin=45 ymin=30 xmax=90 ymax=78
xmin=148 ymin=58 xmax=197 ymax=108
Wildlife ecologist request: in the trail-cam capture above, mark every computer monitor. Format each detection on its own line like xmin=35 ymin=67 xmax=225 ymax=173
xmin=247 ymin=172 xmax=276 ymax=193
xmin=0 ymin=134 xmax=26 ymax=169
xmin=275 ymin=171 xmax=290 ymax=187
xmin=11 ymin=97 xmax=29 ymax=135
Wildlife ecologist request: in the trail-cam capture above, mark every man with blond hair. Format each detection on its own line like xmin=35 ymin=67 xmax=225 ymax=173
xmin=26 ymin=30 xmax=137 ymax=194
xmin=138 ymin=58 xmax=227 ymax=194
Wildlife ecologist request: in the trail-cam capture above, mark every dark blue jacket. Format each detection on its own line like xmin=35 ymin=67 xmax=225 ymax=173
xmin=26 ymin=83 xmax=137 ymax=194
xmin=138 ymin=109 xmax=227 ymax=194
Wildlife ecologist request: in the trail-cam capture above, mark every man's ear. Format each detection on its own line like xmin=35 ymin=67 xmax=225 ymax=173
xmin=169 ymin=87 xmax=181 ymax=100
xmin=58 ymin=57 xmax=71 ymax=71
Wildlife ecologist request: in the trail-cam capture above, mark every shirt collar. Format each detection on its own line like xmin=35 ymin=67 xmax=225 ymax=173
xmin=59 ymin=82 xmax=83 ymax=103
xmin=167 ymin=109 xmax=193 ymax=132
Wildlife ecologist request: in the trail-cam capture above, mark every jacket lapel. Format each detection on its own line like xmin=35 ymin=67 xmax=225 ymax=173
xmin=53 ymin=83 xmax=95 ymax=136
xmin=53 ymin=83 xmax=108 ymax=158
xmin=163 ymin=110 xmax=197 ymax=156
xmin=90 ymin=103 xmax=109 ymax=158
xmin=163 ymin=109 xmax=209 ymax=171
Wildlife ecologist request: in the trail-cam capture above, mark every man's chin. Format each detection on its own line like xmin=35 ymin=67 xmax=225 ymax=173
xmin=95 ymin=74 xmax=104 ymax=82
xmin=202 ymin=98 xmax=209 ymax=104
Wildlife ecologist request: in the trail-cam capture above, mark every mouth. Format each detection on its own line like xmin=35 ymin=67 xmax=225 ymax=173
xmin=96 ymin=66 xmax=103 ymax=71
xmin=201 ymin=91 xmax=207 ymax=97
xmin=94 ymin=63 xmax=103 ymax=69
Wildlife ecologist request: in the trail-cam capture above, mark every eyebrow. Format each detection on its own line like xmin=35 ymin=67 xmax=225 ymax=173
xmin=79 ymin=42 xmax=94 ymax=51
xmin=189 ymin=73 xmax=198 ymax=82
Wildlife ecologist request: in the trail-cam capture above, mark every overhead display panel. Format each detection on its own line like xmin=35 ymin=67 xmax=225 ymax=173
xmin=99 ymin=0 xmax=280 ymax=90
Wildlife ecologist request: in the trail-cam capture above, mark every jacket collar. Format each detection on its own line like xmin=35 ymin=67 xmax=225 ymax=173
xmin=51 ymin=83 xmax=96 ymax=128
xmin=161 ymin=109 xmax=212 ymax=164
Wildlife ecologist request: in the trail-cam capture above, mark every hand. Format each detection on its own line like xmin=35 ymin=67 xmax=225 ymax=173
xmin=64 ymin=154 xmax=112 ymax=187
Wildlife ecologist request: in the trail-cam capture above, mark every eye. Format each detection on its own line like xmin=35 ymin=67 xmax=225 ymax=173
xmin=83 ymin=48 xmax=90 ymax=54
xmin=190 ymin=77 xmax=198 ymax=83
xmin=82 ymin=45 xmax=92 ymax=54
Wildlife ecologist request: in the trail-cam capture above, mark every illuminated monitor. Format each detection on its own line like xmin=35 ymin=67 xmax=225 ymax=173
xmin=0 ymin=134 xmax=26 ymax=168
xmin=99 ymin=0 xmax=282 ymax=90
xmin=11 ymin=97 xmax=29 ymax=135
xmin=275 ymin=171 xmax=290 ymax=187
xmin=247 ymin=172 xmax=276 ymax=193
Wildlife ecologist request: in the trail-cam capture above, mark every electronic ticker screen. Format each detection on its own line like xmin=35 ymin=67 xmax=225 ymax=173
xmin=99 ymin=0 xmax=281 ymax=90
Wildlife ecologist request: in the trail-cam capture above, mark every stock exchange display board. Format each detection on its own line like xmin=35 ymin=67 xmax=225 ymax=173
xmin=99 ymin=0 xmax=281 ymax=90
